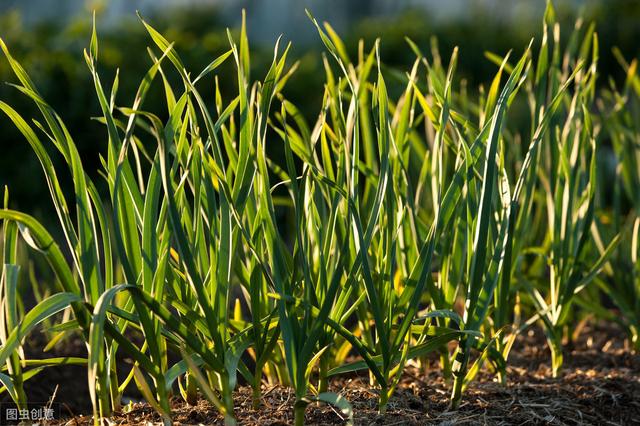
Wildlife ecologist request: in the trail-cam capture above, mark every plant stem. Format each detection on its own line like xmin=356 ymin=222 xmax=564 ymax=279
xmin=631 ymin=325 xmax=640 ymax=352
xmin=440 ymin=348 xmax=452 ymax=381
xmin=252 ymin=373 xmax=262 ymax=409
xmin=222 ymin=377 xmax=236 ymax=425
xmin=186 ymin=371 xmax=198 ymax=405
xmin=109 ymin=368 xmax=121 ymax=411
xmin=98 ymin=364 xmax=112 ymax=418
xmin=378 ymin=385 xmax=389 ymax=415
xmin=450 ymin=340 xmax=470 ymax=409
xmin=495 ymin=341 xmax=507 ymax=386
xmin=550 ymin=339 xmax=563 ymax=378
xmin=294 ymin=402 xmax=306 ymax=426
xmin=318 ymin=354 xmax=329 ymax=394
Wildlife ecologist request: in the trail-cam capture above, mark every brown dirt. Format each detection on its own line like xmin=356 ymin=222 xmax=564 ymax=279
xmin=13 ymin=323 xmax=640 ymax=425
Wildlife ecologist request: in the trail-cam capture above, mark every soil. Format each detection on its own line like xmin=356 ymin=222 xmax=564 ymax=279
xmin=7 ymin=322 xmax=640 ymax=425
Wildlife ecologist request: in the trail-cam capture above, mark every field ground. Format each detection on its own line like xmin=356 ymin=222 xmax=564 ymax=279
xmin=23 ymin=322 xmax=639 ymax=425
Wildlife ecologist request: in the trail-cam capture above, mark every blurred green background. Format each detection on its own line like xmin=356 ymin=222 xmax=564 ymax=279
xmin=0 ymin=0 xmax=639 ymax=227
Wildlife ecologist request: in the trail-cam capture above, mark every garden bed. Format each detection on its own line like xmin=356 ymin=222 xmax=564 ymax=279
xmin=25 ymin=322 xmax=640 ymax=425
xmin=1 ymin=5 xmax=638 ymax=425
